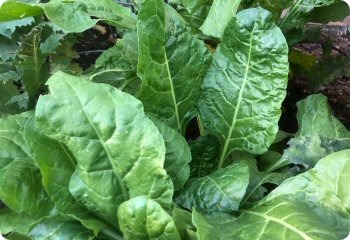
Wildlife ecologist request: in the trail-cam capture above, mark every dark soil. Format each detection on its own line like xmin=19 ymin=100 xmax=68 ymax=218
xmin=280 ymin=21 xmax=350 ymax=133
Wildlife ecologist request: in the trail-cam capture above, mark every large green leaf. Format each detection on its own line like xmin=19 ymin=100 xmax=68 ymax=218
xmin=199 ymin=0 xmax=241 ymax=38
xmin=151 ymin=117 xmax=191 ymax=190
xmin=176 ymin=161 xmax=249 ymax=213
xmin=0 ymin=112 xmax=53 ymax=214
xmin=263 ymin=149 xmax=350 ymax=235
xmin=36 ymin=71 xmax=173 ymax=225
xmin=118 ymin=196 xmax=181 ymax=240
xmin=198 ymin=8 xmax=289 ymax=168
xmin=263 ymin=94 xmax=350 ymax=172
xmin=226 ymin=197 xmax=343 ymax=240
xmin=23 ymin=116 xmax=108 ymax=235
xmin=0 ymin=1 xmax=43 ymax=22
xmin=137 ymin=0 xmax=211 ymax=133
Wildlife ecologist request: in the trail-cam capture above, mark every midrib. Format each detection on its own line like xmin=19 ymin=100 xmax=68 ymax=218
xmin=164 ymin=51 xmax=181 ymax=131
xmin=66 ymin=80 xmax=129 ymax=201
xmin=244 ymin=210 xmax=314 ymax=240
xmin=278 ymin=0 xmax=302 ymax=28
xmin=218 ymin=21 xmax=257 ymax=168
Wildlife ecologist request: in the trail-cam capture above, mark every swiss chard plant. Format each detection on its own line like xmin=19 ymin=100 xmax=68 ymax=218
xmin=1 ymin=0 xmax=350 ymax=239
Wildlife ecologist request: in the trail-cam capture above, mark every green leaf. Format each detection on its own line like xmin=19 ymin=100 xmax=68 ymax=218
xmin=0 ymin=81 xmax=22 ymax=117
xmin=172 ymin=207 xmax=195 ymax=240
xmin=0 ymin=36 xmax=20 ymax=61
xmin=278 ymin=0 xmax=337 ymax=32
xmin=41 ymin=0 xmax=136 ymax=33
xmin=198 ymin=8 xmax=289 ymax=168
xmin=150 ymin=117 xmax=191 ymax=190
xmin=226 ymin=197 xmax=344 ymax=240
xmin=189 ymin=135 xmax=220 ymax=178
xmin=36 ymin=71 xmax=173 ymax=225
xmin=263 ymin=94 xmax=350 ymax=172
xmin=308 ymin=1 xmax=350 ymax=23
xmin=247 ymin=0 xmax=293 ymax=20
xmin=91 ymin=31 xmax=140 ymax=95
xmin=0 ymin=208 xmax=45 ymax=235
xmin=176 ymin=162 xmax=249 ymax=213
xmin=0 ymin=17 xmax=34 ymax=39
xmin=137 ymin=0 xmax=211 ymax=133
xmin=199 ymin=0 xmax=241 ymax=38
xmin=0 ymin=1 xmax=43 ymax=22
xmin=235 ymin=156 xmax=288 ymax=208
xmin=27 ymin=217 xmax=93 ymax=240
xmin=118 ymin=196 xmax=181 ymax=240
xmin=262 ymin=149 xmax=350 ymax=236
xmin=0 ymin=112 xmax=53 ymax=214
xmin=180 ymin=0 xmax=213 ymax=31
xmin=23 ymin=116 xmax=108 ymax=236
xmin=17 ymin=26 xmax=50 ymax=100
xmin=192 ymin=209 xmax=236 ymax=240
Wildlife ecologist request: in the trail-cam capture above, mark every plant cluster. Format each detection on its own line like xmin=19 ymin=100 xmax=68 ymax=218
xmin=0 ymin=0 xmax=350 ymax=239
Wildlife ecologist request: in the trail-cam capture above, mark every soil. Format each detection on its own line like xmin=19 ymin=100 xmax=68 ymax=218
xmin=280 ymin=19 xmax=350 ymax=133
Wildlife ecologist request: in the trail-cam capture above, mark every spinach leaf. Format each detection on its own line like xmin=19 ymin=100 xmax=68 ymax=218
xmin=137 ymin=0 xmax=211 ymax=133
xmin=36 ymin=71 xmax=173 ymax=225
xmin=198 ymin=7 xmax=289 ymax=168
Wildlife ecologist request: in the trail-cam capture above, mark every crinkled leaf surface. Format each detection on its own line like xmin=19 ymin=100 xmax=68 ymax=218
xmin=263 ymin=149 xmax=350 ymax=236
xmin=176 ymin=161 xmax=249 ymax=213
xmin=0 ymin=112 xmax=53 ymax=214
xmin=118 ymin=196 xmax=181 ymax=240
xmin=137 ymin=0 xmax=211 ymax=133
xmin=199 ymin=0 xmax=241 ymax=38
xmin=189 ymin=135 xmax=220 ymax=178
xmin=36 ymin=71 xmax=172 ymax=225
xmin=23 ymin=116 xmax=108 ymax=235
xmin=91 ymin=31 xmax=140 ymax=95
xmin=198 ymin=8 xmax=289 ymax=167
xmin=150 ymin=117 xmax=191 ymax=190
xmin=227 ymin=197 xmax=342 ymax=240
xmin=263 ymin=94 xmax=350 ymax=172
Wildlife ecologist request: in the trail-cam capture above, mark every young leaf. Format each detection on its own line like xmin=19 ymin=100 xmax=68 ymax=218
xmin=263 ymin=94 xmax=350 ymax=172
xmin=199 ymin=0 xmax=241 ymax=38
xmin=0 ymin=18 xmax=34 ymax=39
xmin=150 ymin=117 xmax=191 ymax=190
xmin=118 ymin=196 xmax=181 ymax=240
xmin=137 ymin=0 xmax=211 ymax=133
xmin=189 ymin=135 xmax=220 ymax=178
xmin=91 ymin=31 xmax=140 ymax=95
xmin=36 ymin=71 xmax=173 ymax=225
xmin=176 ymin=161 xmax=250 ymax=213
xmin=0 ymin=81 xmax=22 ymax=117
xmin=198 ymin=8 xmax=289 ymax=168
